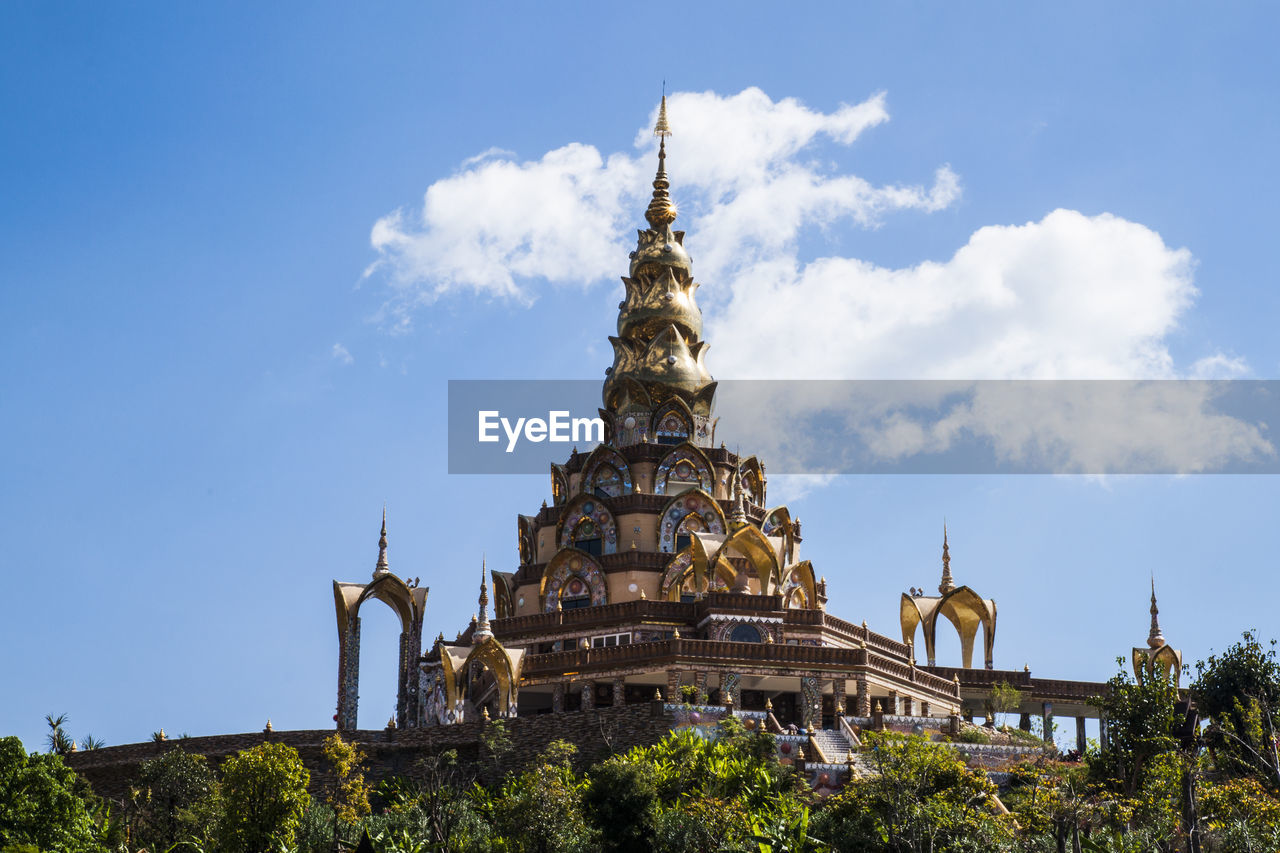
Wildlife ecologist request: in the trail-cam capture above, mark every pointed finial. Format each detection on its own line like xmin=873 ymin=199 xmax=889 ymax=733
xmin=729 ymin=465 xmax=747 ymax=525
xmin=475 ymin=556 xmax=493 ymax=641
xmin=1147 ymin=575 xmax=1166 ymax=648
xmin=374 ymin=505 xmax=390 ymax=576
xmin=938 ymin=522 xmax=955 ymax=595
xmin=765 ymin=697 xmax=773 ymax=711
xmin=645 ymin=95 xmax=677 ymax=228
xmin=640 ymin=588 xmax=647 ymax=600
xmin=264 ymin=719 xmax=273 ymax=733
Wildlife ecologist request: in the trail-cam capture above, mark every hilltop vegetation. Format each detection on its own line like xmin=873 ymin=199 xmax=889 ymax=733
xmin=4 ymin=631 xmax=1280 ymax=853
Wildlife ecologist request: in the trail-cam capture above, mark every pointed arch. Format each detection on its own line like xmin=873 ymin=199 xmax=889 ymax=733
xmin=517 ymin=515 xmax=537 ymax=566
xmin=779 ymin=560 xmax=818 ymax=609
xmin=654 ymin=442 xmax=715 ymax=495
xmin=660 ymin=550 xmax=734 ymax=600
xmin=652 ymin=397 xmax=694 ymax=445
xmin=492 ymin=571 xmax=515 ymax=620
xmin=900 ymin=594 xmax=943 ymax=664
xmin=931 ymin=586 xmax=997 ymax=670
xmin=580 ymin=445 xmax=634 ymax=498
xmin=658 ymin=489 xmax=726 ymax=553
xmin=464 ymin=637 xmax=524 ymax=717
xmin=540 ymin=548 xmax=608 ymax=612
xmin=556 ymin=494 xmax=618 ymax=555
xmin=550 ymin=464 xmax=569 ymax=506
xmin=712 ymin=524 xmax=783 ymax=595
xmin=738 ymin=455 xmax=766 ymax=506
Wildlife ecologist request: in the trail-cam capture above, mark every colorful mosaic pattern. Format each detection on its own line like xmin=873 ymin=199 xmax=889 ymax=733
xmin=659 ymin=491 xmax=724 ymax=552
xmin=543 ymin=551 xmax=608 ymax=612
xmin=655 ymin=409 xmax=691 ymax=443
xmin=801 ymin=675 xmax=824 ymax=728
xmin=761 ymin=508 xmax=789 ymax=536
xmin=559 ymin=498 xmax=618 ymax=554
xmin=581 ymin=448 xmax=633 ymax=497
xmin=654 ymin=447 xmax=713 ymax=495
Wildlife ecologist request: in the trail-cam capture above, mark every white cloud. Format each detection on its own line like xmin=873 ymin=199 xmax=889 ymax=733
xmin=369 ymin=87 xmax=1265 ymax=473
xmin=331 ymin=343 xmax=354 ymax=365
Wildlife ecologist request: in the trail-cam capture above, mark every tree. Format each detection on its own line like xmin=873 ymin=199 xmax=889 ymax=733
xmin=45 ymin=713 xmax=74 ymax=756
xmin=985 ymin=682 xmax=1021 ymax=730
xmin=215 ymin=741 xmax=311 ymax=853
xmin=812 ymin=731 xmax=1014 ymax=853
xmin=489 ymin=740 xmax=597 ymax=853
xmin=1088 ymin=668 xmax=1180 ymax=798
xmin=129 ymin=748 xmax=218 ymax=852
xmin=1193 ymin=630 xmax=1280 ymax=791
xmin=321 ymin=733 xmax=371 ymax=825
xmin=584 ymin=758 xmax=659 ymax=853
xmin=0 ymin=735 xmax=110 ymax=852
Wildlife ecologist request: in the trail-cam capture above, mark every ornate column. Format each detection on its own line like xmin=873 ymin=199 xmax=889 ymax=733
xmin=832 ymin=678 xmax=847 ymax=716
xmin=800 ymin=675 xmax=822 ymax=729
xmin=902 ymin=696 xmax=914 ymax=716
xmin=694 ymin=671 xmax=709 ymax=704
xmin=552 ymin=682 xmax=566 ymax=714
xmin=855 ymin=678 xmax=871 ymax=716
xmin=721 ymin=672 xmax=741 ymax=707
xmin=581 ymin=682 xmax=595 ymax=711
xmin=612 ymin=678 xmax=625 ymax=706
xmin=886 ymin=690 xmax=899 ymax=716
xmin=1042 ymin=702 xmax=1054 ymax=743
xmin=336 ymin=617 xmax=361 ymax=731
xmin=1075 ymin=717 xmax=1087 ymax=754
xmin=666 ymin=669 xmax=682 ymax=701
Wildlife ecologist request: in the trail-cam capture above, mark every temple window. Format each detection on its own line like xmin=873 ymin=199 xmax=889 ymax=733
xmin=656 ymin=412 xmax=690 ymax=445
xmin=591 ymin=632 xmax=631 ymax=648
xmin=591 ymin=464 xmax=624 ymax=499
xmin=573 ymin=518 xmax=603 ymax=556
xmin=729 ymin=623 xmax=763 ymax=643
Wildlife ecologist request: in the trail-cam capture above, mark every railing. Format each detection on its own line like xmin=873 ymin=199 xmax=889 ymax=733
xmin=494 ymin=599 xmax=692 ymax=636
xmin=923 ymin=667 xmax=1111 ymax=702
xmin=519 ymin=638 xmax=961 ymax=700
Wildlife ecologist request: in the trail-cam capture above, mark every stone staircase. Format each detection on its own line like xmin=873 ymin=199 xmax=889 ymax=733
xmin=810 ymin=727 xmax=854 ymax=763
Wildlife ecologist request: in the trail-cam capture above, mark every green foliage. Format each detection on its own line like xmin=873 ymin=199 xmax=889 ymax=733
xmin=952 ymin=727 xmax=990 ymax=745
xmin=214 ymin=741 xmax=311 ymax=853
xmin=129 ymin=748 xmax=219 ymax=852
xmin=1089 ymin=667 xmax=1180 ymax=797
xmin=0 ymin=735 xmax=111 ymax=853
xmin=321 ymin=733 xmax=372 ymax=824
xmin=1198 ymin=776 xmax=1280 ymax=849
xmin=45 ymin=714 xmax=74 ymax=756
xmin=488 ymin=740 xmax=596 ymax=853
xmin=1194 ymin=630 xmax=1280 ymax=791
xmin=584 ymin=758 xmax=658 ymax=853
xmin=812 ymin=732 xmax=1014 ymax=853
xmin=984 ymin=682 xmax=1021 ymax=728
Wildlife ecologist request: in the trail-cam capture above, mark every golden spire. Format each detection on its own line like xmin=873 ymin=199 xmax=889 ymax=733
xmin=1147 ymin=575 xmax=1165 ymax=648
xmin=645 ymin=95 xmax=677 ymax=228
xmin=475 ymin=556 xmax=493 ymax=641
xmin=938 ymin=523 xmax=955 ymax=594
xmin=374 ymin=505 xmax=390 ymax=576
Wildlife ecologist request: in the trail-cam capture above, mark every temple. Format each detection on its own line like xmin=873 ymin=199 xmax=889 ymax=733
xmin=330 ymin=99 xmax=1183 ymax=754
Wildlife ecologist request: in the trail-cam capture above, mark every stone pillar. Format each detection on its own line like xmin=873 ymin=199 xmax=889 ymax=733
xmin=1019 ymin=712 xmax=1032 ymax=732
xmin=833 ymin=678 xmax=847 ymax=716
xmin=1075 ymin=716 xmax=1087 ymax=754
xmin=800 ymin=675 xmax=822 ymax=729
xmin=919 ymin=701 xmax=930 ymax=716
xmin=855 ymin=678 xmax=871 ymax=716
xmin=581 ymin=682 xmax=595 ymax=710
xmin=666 ymin=670 xmax=683 ymax=702
xmin=721 ymin=672 xmax=741 ymax=707
xmin=902 ymin=696 xmax=914 ymax=716
xmin=612 ymin=678 xmax=625 ymax=707
xmin=336 ymin=617 xmax=361 ymax=731
xmin=1099 ymin=715 xmax=1110 ymax=748
xmin=1042 ymin=702 xmax=1054 ymax=743
xmin=886 ymin=690 xmax=899 ymax=716
xmin=694 ymin=671 xmax=709 ymax=705
xmin=552 ymin=682 xmax=566 ymax=714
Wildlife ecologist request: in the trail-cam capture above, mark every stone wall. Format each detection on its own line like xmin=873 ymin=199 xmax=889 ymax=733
xmin=69 ymin=703 xmax=679 ymax=802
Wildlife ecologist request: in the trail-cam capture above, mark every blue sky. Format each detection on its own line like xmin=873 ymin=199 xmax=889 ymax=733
xmin=2 ymin=3 xmax=1278 ymax=750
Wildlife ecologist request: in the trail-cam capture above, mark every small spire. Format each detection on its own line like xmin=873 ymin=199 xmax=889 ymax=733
xmin=374 ymin=505 xmax=389 ymax=576
xmin=729 ymin=466 xmax=747 ymax=525
xmin=938 ymin=523 xmax=955 ymax=595
xmin=1147 ymin=575 xmax=1166 ymax=648
xmin=475 ymin=556 xmax=493 ymax=641
xmin=645 ymin=95 xmax=677 ymax=228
